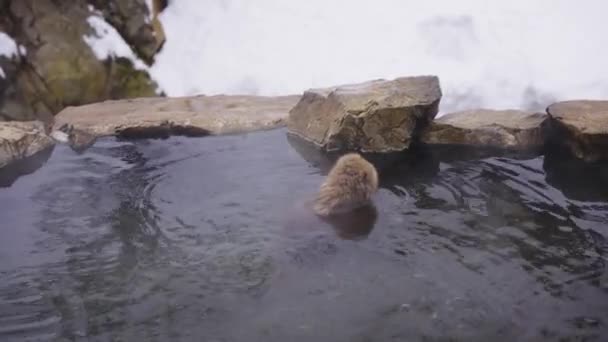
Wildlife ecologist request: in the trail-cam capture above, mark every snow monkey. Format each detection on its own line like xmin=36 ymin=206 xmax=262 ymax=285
xmin=313 ymin=153 xmax=379 ymax=217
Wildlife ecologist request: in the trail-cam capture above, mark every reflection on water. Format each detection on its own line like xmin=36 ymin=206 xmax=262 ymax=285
xmin=0 ymin=128 xmax=607 ymax=341
xmin=0 ymin=146 xmax=54 ymax=188
xmin=544 ymin=148 xmax=608 ymax=202
xmin=323 ymin=204 xmax=378 ymax=241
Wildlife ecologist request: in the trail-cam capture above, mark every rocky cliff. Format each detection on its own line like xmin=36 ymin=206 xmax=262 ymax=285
xmin=0 ymin=0 xmax=166 ymax=123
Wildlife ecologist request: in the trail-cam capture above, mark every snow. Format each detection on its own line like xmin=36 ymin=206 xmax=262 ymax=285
xmin=148 ymin=0 xmax=608 ymax=114
xmin=82 ymin=15 xmax=148 ymax=70
xmin=144 ymin=0 xmax=154 ymax=23
xmin=0 ymin=32 xmax=19 ymax=58
xmin=50 ymin=130 xmax=69 ymax=143
xmin=0 ymin=32 xmax=20 ymax=79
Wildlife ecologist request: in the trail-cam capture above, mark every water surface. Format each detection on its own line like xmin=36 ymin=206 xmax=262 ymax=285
xmin=0 ymin=128 xmax=607 ymax=341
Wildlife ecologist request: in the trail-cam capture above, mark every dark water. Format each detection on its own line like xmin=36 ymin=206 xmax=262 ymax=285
xmin=0 ymin=128 xmax=607 ymax=342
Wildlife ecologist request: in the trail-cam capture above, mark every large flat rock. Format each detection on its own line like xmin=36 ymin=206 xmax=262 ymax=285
xmin=422 ymin=109 xmax=549 ymax=151
xmin=287 ymin=76 xmax=442 ymax=153
xmin=546 ymin=100 xmax=608 ymax=162
xmin=0 ymin=121 xmax=55 ymax=168
xmin=52 ymin=94 xmax=301 ymax=144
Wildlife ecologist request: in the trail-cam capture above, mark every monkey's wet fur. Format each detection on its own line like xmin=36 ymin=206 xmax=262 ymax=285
xmin=313 ymin=153 xmax=379 ymax=217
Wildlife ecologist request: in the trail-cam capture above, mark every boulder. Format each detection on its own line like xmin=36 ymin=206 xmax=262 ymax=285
xmin=287 ymin=76 xmax=442 ymax=153
xmin=421 ymin=109 xmax=549 ymax=151
xmin=0 ymin=121 xmax=54 ymax=168
xmin=52 ymin=95 xmax=301 ymax=150
xmin=546 ymin=100 xmax=608 ymax=162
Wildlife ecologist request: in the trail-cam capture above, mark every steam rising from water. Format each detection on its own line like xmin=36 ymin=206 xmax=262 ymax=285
xmin=150 ymin=0 xmax=608 ymax=114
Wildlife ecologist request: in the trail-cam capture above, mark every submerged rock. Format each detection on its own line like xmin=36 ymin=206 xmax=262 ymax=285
xmin=0 ymin=121 xmax=55 ymax=168
xmin=421 ymin=109 xmax=549 ymax=151
xmin=546 ymin=100 xmax=608 ymax=162
xmin=287 ymin=76 xmax=442 ymax=153
xmin=51 ymin=95 xmax=301 ymax=148
xmin=55 ymin=124 xmax=98 ymax=153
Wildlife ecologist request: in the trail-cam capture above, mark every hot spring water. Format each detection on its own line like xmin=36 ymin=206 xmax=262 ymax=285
xmin=0 ymin=128 xmax=606 ymax=341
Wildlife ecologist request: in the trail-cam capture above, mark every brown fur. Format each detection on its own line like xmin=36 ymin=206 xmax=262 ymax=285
xmin=313 ymin=153 xmax=379 ymax=217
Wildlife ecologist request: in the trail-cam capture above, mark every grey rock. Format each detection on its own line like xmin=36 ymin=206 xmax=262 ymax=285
xmin=287 ymin=76 xmax=442 ymax=153
xmin=51 ymin=95 xmax=301 ymax=149
xmin=56 ymin=124 xmax=98 ymax=153
xmin=546 ymin=100 xmax=608 ymax=162
xmin=0 ymin=121 xmax=55 ymax=168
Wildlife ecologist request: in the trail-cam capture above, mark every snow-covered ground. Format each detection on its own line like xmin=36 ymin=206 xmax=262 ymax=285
xmin=1 ymin=1 xmax=607 ymax=114
xmin=149 ymin=0 xmax=608 ymax=114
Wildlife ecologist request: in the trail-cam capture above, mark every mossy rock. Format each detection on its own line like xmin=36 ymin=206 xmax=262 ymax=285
xmin=44 ymin=50 xmax=108 ymax=107
xmin=107 ymin=57 xmax=158 ymax=99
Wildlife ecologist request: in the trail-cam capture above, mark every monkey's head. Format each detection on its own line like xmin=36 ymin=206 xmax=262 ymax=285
xmin=334 ymin=153 xmax=379 ymax=192
xmin=314 ymin=152 xmax=379 ymax=217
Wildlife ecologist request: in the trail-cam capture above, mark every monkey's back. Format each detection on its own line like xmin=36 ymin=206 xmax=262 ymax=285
xmin=313 ymin=153 xmax=378 ymax=216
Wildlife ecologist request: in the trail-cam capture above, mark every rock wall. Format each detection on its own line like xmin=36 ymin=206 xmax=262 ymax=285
xmin=0 ymin=120 xmax=54 ymax=168
xmin=0 ymin=0 xmax=165 ymax=123
xmin=1 ymin=74 xmax=607 ymax=177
